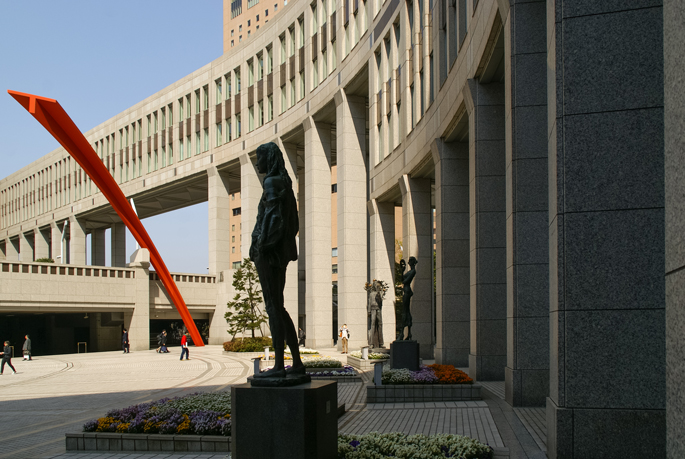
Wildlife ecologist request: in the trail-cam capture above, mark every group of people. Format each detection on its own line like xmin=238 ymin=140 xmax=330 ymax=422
xmin=124 ymin=328 xmax=190 ymax=360
xmin=0 ymin=335 xmax=32 ymax=375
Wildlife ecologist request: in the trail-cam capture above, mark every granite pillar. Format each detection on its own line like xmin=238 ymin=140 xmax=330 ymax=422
xmin=91 ymin=229 xmax=106 ymax=266
xmin=277 ymin=139 xmax=301 ymax=326
xmin=665 ymin=1 xmax=685 ymax=457
xmin=69 ymin=216 xmax=87 ymax=266
xmin=303 ymin=116 xmax=333 ymax=349
xmin=432 ymin=138 xmax=470 ymax=367
xmin=335 ymin=89 xmax=369 ymax=350
xmin=208 ymin=166 xmax=232 ymax=275
xmin=503 ymin=0 xmax=549 ymax=407
xmin=398 ymin=174 xmax=433 ymax=359
xmin=6 ymin=237 xmax=19 ymax=261
xmin=127 ymin=248 xmax=151 ymax=352
xmin=367 ymin=199 xmax=396 ymax=348
xmin=50 ymin=222 xmax=63 ymax=262
xmin=111 ymin=222 xmax=126 ymax=268
xmin=463 ymin=79 xmax=507 ymax=381
xmin=547 ymin=2 xmax=665 ymax=457
xmin=20 ymin=231 xmax=34 ymax=262
xmin=34 ymin=228 xmax=50 ymax=260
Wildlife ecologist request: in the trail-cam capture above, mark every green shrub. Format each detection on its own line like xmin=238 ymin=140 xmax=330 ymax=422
xmin=338 ymin=432 xmax=493 ymax=458
xmin=223 ymin=337 xmax=273 ymax=352
xmin=35 ymin=257 xmax=54 ymax=263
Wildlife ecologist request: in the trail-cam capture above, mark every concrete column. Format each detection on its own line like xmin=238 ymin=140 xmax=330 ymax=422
xmin=34 ymin=228 xmax=50 ymax=260
xmin=502 ymin=0 xmax=549 ymax=407
xmin=111 ymin=223 xmax=126 ymax=268
xmin=69 ymin=216 xmax=87 ymax=265
xmin=398 ymin=174 xmax=433 ymax=359
xmin=208 ymin=166 xmax=232 ymax=275
xmin=50 ymin=222 xmax=63 ymax=262
xmin=5 ymin=238 xmax=19 ymax=261
xmin=666 ymin=1 xmax=685 ymax=457
xmin=463 ymin=78 xmax=507 ymax=381
xmin=547 ymin=3 xmax=665 ymax=458
xmin=240 ymin=153 xmax=262 ymax=262
xmin=368 ymin=199 xmax=396 ymax=348
xmin=432 ymin=138 xmax=470 ymax=367
xmin=127 ymin=248 xmax=151 ymax=351
xmin=20 ymin=231 xmax=35 ymax=262
xmin=335 ymin=90 xmax=368 ymax=350
xmin=91 ymin=229 xmax=106 ymax=266
xmin=277 ymin=139 xmax=301 ymax=328
xmin=303 ymin=116 xmax=333 ymax=349
xmin=298 ymin=166 xmax=307 ymax=327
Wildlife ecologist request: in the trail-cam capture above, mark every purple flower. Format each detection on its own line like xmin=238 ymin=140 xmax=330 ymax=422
xmin=349 ymin=440 xmax=360 ymax=448
xmin=83 ymin=419 xmax=98 ymax=432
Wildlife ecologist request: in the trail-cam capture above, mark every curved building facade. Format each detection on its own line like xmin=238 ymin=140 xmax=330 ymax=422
xmin=1 ymin=0 xmax=679 ymax=456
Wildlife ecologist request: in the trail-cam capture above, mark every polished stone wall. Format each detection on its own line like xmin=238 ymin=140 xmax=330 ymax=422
xmin=546 ymin=1 xmax=665 ymax=457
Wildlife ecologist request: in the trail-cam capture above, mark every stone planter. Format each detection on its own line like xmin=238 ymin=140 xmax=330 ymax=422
xmin=347 ymin=355 xmax=390 ymax=371
xmin=367 ymin=383 xmax=482 ymax=403
xmin=222 ymin=351 xmax=265 ymax=359
xmin=66 ymin=432 xmax=229 ymax=453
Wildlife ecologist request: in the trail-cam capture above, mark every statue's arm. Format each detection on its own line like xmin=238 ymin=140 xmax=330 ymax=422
xmin=257 ymin=176 xmax=286 ymax=252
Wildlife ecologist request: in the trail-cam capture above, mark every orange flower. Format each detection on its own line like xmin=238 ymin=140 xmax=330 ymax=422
xmin=427 ymin=364 xmax=473 ymax=384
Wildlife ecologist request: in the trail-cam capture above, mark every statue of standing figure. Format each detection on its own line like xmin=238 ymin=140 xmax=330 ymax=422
xmin=367 ymin=280 xmax=384 ymax=348
xmin=397 ymin=257 xmax=417 ymax=341
xmin=249 ymin=142 xmax=305 ymax=381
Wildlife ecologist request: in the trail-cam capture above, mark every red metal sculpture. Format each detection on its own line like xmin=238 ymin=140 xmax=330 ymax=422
xmin=9 ymin=90 xmax=204 ymax=347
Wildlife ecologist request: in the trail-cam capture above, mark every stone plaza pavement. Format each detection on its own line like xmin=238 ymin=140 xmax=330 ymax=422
xmin=0 ymin=345 xmax=547 ymax=458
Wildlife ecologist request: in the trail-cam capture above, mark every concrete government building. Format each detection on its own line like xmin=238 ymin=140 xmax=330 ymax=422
xmin=2 ymin=0 xmax=684 ymax=457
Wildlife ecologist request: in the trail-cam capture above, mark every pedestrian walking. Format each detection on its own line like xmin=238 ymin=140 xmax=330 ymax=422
xmin=339 ymin=324 xmax=350 ymax=354
xmin=122 ymin=328 xmax=130 ymax=353
xmin=0 ymin=341 xmax=17 ymax=374
xmin=180 ymin=332 xmax=190 ymax=360
xmin=298 ymin=327 xmax=306 ymax=347
xmin=156 ymin=330 xmax=169 ymax=353
xmin=22 ymin=335 xmax=32 ymax=360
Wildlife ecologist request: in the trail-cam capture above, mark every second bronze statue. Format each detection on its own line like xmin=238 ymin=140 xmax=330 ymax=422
xmin=249 ymin=142 xmax=307 ymax=383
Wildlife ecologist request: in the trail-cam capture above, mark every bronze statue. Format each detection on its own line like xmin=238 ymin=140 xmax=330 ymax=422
xmin=249 ymin=142 xmax=304 ymax=379
xmin=397 ymin=257 xmax=417 ymax=341
xmin=367 ymin=280 xmax=384 ymax=348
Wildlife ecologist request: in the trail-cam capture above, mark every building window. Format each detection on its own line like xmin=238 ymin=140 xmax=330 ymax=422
xmin=236 ymin=114 xmax=242 ymax=137
xmin=232 ymin=224 xmax=235 ymax=231
xmin=248 ymin=20 xmax=251 ymax=26
xmin=186 ymin=135 xmax=191 ymax=157
xmin=231 ymin=29 xmax=234 ymax=36
xmin=331 ymin=183 xmax=337 ymax=193
xmin=226 ymin=119 xmax=232 ymax=142
xmin=179 ymin=140 xmax=184 ymax=160
xmin=267 ymin=46 xmax=273 ymax=73
xmin=274 ymin=3 xmax=278 ymax=11
xmin=232 ymin=261 xmax=241 ymax=269
xmin=256 ymin=14 xmax=259 ymax=21
xmin=233 ymin=208 xmax=242 ymax=216
xmin=249 ymin=106 xmax=254 ymax=131
xmin=236 ymin=69 xmax=241 ymax=93
xmin=196 ymin=132 xmax=201 ymax=155
xmin=203 ymin=128 xmax=209 ymax=152
xmin=232 ymin=247 xmax=235 ymax=253
xmin=332 ymin=247 xmax=338 ymax=257
xmin=332 ymin=264 xmax=338 ymax=274
xmin=216 ymin=122 xmax=222 ymax=146
xmin=232 ymin=236 xmax=235 ymax=242
xmin=231 ymin=40 xmax=234 ymax=47
xmin=216 ymin=80 xmax=222 ymax=104
xmin=267 ymin=95 xmax=273 ymax=121
xmin=265 ymin=8 xmax=269 ymax=16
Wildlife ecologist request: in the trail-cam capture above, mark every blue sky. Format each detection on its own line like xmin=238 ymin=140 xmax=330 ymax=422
xmin=0 ymin=1 xmax=224 ymax=273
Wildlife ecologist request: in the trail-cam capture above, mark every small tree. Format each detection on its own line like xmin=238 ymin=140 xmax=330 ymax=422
xmin=224 ymin=258 xmax=268 ymax=340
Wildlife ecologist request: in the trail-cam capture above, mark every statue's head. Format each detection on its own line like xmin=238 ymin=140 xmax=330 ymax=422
xmin=408 ymin=256 xmax=417 ymax=268
xmin=256 ymin=142 xmax=285 ymax=176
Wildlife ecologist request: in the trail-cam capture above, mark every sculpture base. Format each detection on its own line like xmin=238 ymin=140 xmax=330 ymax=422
xmin=248 ymin=373 xmax=312 ymax=387
xmin=391 ymin=340 xmax=420 ymax=371
xmin=231 ymin=380 xmax=337 ymax=459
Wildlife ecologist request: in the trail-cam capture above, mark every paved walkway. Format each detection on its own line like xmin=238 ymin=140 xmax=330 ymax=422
xmin=0 ymin=346 xmax=548 ymax=458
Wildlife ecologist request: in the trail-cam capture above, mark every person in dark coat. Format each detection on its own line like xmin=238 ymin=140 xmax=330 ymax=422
xmin=22 ymin=335 xmax=31 ymax=360
xmin=298 ymin=328 xmax=306 ymax=347
xmin=156 ymin=330 xmax=169 ymax=353
xmin=0 ymin=341 xmax=17 ymax=374
xmin=122 ymin=328 xmax=130 ymax=353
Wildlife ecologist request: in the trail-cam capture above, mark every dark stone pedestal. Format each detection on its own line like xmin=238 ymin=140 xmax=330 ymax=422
xmin=391 ymin=340 xmax=420 ymax=371
xmin=231 ymin=380 xmax=338 ymax=459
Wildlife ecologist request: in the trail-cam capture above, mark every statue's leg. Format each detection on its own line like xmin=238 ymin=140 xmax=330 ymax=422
xmin=377 ymin=310 xmax=384 ymax=347
xmin=254 ymin=258 xmax=286 ymax=378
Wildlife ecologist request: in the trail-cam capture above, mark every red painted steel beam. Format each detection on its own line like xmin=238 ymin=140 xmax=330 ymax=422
xmin=8 ymin=90 xmax=204 ymax=347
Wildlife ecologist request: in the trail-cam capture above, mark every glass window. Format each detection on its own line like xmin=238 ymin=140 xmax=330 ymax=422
xmin=186 ymin=95 xmax=191 ymax=117
xmin=236 ymin=69 xmax=241 ymax=93
xmin=226 ymin=119 xmax=232 ymax=142
xmin=312 ymin=5 xmax=317 ymax=32
xmin=331 ymin=247 xmax=338 ymax=257
xmin=216 ymin=80 xmax=222 ymax=104
xmin=161 ymin=146 xmax=166 ymax=167
xmin=179 ymin=139 xmax=184 ymax=160
xmin=226 ymin=73 xmax=232 ymax=98
xmin=248 ymin=60 xmax=254 ymax=86
xmin=258 ymin=53 xmax=264 ymax=80
xmin=154 ymin=112 xmax=158 ymax=133
xmin=268 ymin=94 xmax=273 ymax=121
xmin=161 ymin=109 xmax=166 ymax=128
xmin=249 ymin=106 xmax=254 ymax=131
xmin=332 ymin=264 xmax=338 ymax=274
xmin=203 ymin=128 xmax=209 ymax=152
xmin=203 ymin=86 xmax=209 ymax=110
xmin=216 ymin=122 xmax=222 ymax=146
xmin=196 ymin=132 xmax=201 ymax=155
xmin=267 ymin=46 xmax=273 ymax=73
xmin=154 ymin=150 xmax=158 ymax=170
xmin=195 ymin=90 xmax=200 ymax=114
xmin=236 ymin=114 xmax=242 ymax=137
xmin=299 ymin=70 xmax=304 ymax=99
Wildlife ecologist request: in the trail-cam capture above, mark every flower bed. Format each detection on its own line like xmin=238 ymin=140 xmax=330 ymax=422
xmin=286 ymin=346 xmax=319 ymax=355
xmin=382 ymin=364 xmax=473 ymax=385
xmin=338 ymin=432 xmax=493 ymax=458
xmin=83 ymin=392 xmax=231 ymax=437
xmin=349 ymin=350 xmax=390 ymax=360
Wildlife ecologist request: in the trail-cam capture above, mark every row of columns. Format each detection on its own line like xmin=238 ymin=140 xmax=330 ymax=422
xmin=207 ymin=89 xmax=370 ymax=350
xmin=2 ymin=220 xmax=126 ymax=267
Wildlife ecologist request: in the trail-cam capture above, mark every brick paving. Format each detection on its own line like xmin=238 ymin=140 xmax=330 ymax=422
xmin=0 ymin=345 xmax=548 ymax=458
